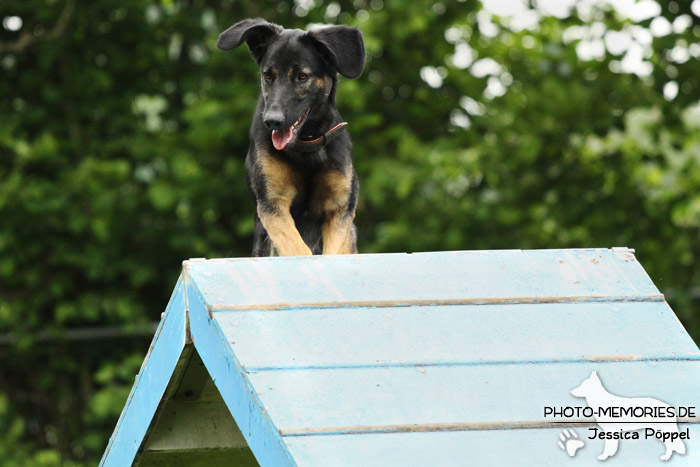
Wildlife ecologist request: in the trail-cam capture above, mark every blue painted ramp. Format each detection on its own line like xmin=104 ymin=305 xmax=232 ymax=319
xmin=102 ymin=249 xmax=700 ymax=466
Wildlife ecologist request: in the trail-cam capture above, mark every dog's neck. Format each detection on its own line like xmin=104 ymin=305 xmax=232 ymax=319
xmin=292 ymin=122 xmax=348 ymax=153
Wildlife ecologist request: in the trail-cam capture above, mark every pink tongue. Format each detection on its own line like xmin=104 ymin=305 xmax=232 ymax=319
xmin=271 ymin=127 xmax=294 ymax=150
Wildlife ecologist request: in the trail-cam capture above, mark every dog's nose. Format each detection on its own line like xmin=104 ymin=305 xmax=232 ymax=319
xmin=263 ymin=110 xmax=285 ymax=130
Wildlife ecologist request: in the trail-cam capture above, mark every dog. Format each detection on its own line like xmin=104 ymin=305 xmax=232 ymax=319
xmin=571 ymin=370 xmax=686 ymax=461
xmin=217 ymin=19 xmax=364 ymax=256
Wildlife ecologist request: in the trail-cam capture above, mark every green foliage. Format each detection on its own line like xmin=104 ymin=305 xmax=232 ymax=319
xmin=0 ymin=0 xmax=699 ymax=463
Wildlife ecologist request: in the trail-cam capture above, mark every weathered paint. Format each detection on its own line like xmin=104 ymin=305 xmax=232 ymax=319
xmin=102 ymin=249 xmax=700 ymax=466
xmin=245 ymin=361 xmax=700 ymax=432
xmin=100 ymin=277 xmax=188 ymax=467
xmin=215 ymin=301 xmax=700 ymax=370
xmin=134 ymin=344 xmax=258 ymax=465
xmin=186 ymin=249 xmax=659 ymax=311
xmin=186 ymin=272 xmax=296 ymax=467
xmin=142 ymin=399 xmax=247 ymax=451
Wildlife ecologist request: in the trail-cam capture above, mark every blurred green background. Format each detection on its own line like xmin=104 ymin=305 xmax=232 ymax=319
xmin=1 ymin=0 xmax=699 ymax=464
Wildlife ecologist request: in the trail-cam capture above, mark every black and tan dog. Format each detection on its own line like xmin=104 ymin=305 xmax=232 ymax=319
xmin=217 ymin=19 xmax=364 ymax=256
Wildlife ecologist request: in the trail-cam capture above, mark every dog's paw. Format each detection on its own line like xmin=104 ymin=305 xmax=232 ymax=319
xmin=558 ymin=429 xmax=585 ymax=457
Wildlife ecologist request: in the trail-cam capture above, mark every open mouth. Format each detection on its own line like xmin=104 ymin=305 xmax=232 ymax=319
xmin=271 ymin=107 xmax=310 ymax=151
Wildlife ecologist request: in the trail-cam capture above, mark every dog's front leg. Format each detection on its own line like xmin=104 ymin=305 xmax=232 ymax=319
xmin=322 ymin=212 xmax=356 ymax=255
xmin=316 ymin=169 xmax=358 ymax=255
xmin=257 ymin=205 xmax=312 ymax=256
xmin=256 ymin=153 xmax=312 ymax=256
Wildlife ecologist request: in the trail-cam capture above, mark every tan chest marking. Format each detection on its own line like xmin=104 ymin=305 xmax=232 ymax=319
xmin=259 ymin=153 xmax=301 ymax=207
xmin=256 ymin=153 xmax=310 ymax=256
xmin=314 ymin=169 xmax=353 ymax=214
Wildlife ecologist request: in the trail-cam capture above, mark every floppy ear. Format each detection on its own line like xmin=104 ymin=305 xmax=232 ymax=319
xmin=306 ymin=26 xmax=365 ymax=79
xmin=217 ymin=18 xmax=283 ymax=64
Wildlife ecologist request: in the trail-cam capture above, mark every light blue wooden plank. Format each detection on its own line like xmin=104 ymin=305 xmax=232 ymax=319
xmin=246 ymin=361 xmax=700 ymax=432
xmin=186 ymin=249 xmax=660 ymax=311
xmin=100 ymin=277 xmax=188 ymax=467
xmin=185 ymin=272 xmax=295 ymax=467
xmin=215 ymin=302 xmax=700 ymax=370
xmin=284 ymin=427 xmax=700 ymax=466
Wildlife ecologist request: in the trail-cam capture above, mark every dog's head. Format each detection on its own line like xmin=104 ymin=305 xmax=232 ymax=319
xmin=570 ymin=370 xmax=602 ymax=398
xmin=217 ymin=18 xmax=365 ymax=151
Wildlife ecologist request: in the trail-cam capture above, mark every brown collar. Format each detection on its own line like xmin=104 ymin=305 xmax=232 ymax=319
xmin=290 ymin=122 xmax=348 ymax=152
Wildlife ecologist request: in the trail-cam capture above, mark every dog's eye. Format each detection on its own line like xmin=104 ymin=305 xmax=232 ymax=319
xmin=297 ymin=72 xmax=308 ymax=81
xmin=262 ymin=71 xmax=273 ymax=82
